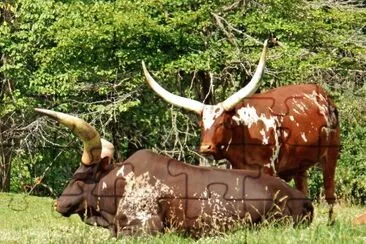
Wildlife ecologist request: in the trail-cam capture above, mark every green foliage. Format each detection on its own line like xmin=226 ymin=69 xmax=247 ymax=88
xmin=335 ymin=90 xmax=366 ymax=204
xmin=10 ymin=150 xmax=79 ymax=196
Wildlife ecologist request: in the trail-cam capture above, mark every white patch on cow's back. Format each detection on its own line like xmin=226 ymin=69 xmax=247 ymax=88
xmin=102 ymin=181 xmax=107 ymax=190
xmin=292 ymin=98 xmax=308 ymax=113
xmin=289 ymin=116 xmax=295 ymax=121
xmin=202 ymin=105 xmax=224 ymax=130
xmin=301 ymin=132 xmax=308 ymax=142
xmin=234 ymin=105 xmax=260 ymax=128
xmin=261 ymin=116 xmax=278 ymax=132
xmin=234 ymin=104 xmax=279 ymax=146
xmin=283 ymin=131 xmax=288 ymax=139
xmin=296 ymin=102 xmax=308 ymax=112
xmin=116 ymin=166 xmax=125 ymax=177
xmin=304 ymin=91 xmax=336 ymax=129
xmin=304 ymin=91 xmax=338 ymax=140
xmin=293 ymin=108 xmax=301 ymax=114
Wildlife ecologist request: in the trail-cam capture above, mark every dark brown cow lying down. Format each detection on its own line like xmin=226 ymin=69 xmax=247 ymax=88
xmin=35 ymin=108 xmax=313 ymax=237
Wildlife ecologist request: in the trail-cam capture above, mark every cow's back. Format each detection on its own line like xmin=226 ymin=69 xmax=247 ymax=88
xmin=235 ymin=83 xmax=339 ymax=174
xmin=121 ymin=150 xmax=313 ymax=233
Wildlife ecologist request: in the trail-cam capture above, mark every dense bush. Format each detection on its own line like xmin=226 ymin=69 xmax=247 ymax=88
xmin=0 ymin=0 xmax=365 ymax=202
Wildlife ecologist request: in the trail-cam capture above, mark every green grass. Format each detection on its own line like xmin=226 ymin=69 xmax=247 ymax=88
xmin=0 ymin=193 xmax=365 ymax=243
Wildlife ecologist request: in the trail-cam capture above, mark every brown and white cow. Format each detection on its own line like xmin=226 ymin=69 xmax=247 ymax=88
xmin=35 ymin=108 xmax=313 ymax=237
xmin=142 ymin=39 xmax=340 ymax=219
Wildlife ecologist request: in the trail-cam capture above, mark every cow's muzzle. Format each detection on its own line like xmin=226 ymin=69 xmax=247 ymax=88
xmin=55 ymin=198 xmax=74 ymax=217
xmin=199 ymin=144 xmax=217 ymax=155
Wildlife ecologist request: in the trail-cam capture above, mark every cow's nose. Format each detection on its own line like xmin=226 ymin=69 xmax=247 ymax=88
xmin=55 ymin=199 xmax=68 ymax=212
xmin=199 ymin=144 xmax=214 ymax=153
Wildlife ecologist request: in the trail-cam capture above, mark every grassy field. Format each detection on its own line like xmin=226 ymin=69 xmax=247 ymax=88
xmin=0 ymin=193 xmax=365 ymax=243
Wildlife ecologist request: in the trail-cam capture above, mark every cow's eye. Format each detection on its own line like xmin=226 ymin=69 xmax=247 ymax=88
xmin=218 ymin=144 xmax=226 ymax=151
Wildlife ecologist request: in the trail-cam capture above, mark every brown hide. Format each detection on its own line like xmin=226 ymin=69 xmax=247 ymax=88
xmin=199 ymin=84 xmax=340 ymax=205
xmin=54 ymin=149 xmax=313 ymax=237
xmin=114 ymin=149 xmax=313 ymax=237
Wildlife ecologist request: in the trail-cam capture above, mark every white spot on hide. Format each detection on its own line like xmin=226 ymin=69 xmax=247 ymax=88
xmin=102 ymin=182 xmax=107 ymax=190
xmin=301 ymin=132 xmax=308 ymax=142
xmin=260 ymin=129 xmax=269 ymax=145
xmin=235 ymin=105 xmax=260 ymax=128
xmin=235 ymin=105 xmax=279 ymax=131
xmin=225 ymin=137 xmax=233 ymax=152
xmin=116 ymin=166 xmax=125 ymax=177
xmin=269 ymin=130 xmax=281 ymax=175
xmin=293 ymin=108 xmax=301 ymax=114
xmin=117 ymin=172 xmax=174 ymax=229
xmin=304 ymin=91 xmax=337 ymax=130
xmin=235 ymin=104 xmax=280 ymax=175
xmin=295 ymin=102 xmax=308 ymax=112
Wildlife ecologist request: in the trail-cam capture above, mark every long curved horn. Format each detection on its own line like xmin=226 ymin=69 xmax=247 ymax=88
xmin=221 ymin=39 xmax=269 ymax=111
xmin=142 ymin=61 xmax=205 ymax=115
xmin=35 ymin=108 xmax=102 ymax=165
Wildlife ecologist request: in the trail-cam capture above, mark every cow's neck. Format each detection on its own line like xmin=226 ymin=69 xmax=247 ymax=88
xmin=224 ymin=148 xmax=247 ymax=169
xmin=225 ymin=116 xmax=282 ymax=174
xmin=88 ymin=167 xmax=125 ymax=216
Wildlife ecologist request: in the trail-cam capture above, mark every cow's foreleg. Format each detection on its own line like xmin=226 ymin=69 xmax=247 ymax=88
xmin=84 ymin=215 xmax=110 ymax=227
xmin=116 ymin=215 xmax=164 ymax=237
xmin=83 ymin=211 xmax=116 ymax=236
xmin=294 ymin=171 xmax=308 ymax=196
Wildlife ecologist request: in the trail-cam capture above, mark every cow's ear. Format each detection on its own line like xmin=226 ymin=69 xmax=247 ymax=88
xmin=99 ymin=156 xmax=111 ymax=171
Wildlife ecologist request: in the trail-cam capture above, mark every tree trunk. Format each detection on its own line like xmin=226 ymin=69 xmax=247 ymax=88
xmin=0 ymin=126 xmax=13 ymax=192
xmin=0 ymin=3 xmax=16 ymax=192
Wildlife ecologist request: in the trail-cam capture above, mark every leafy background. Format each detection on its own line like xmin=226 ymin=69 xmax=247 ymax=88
xmin=0 ymin=0 xmax=365 ymax=203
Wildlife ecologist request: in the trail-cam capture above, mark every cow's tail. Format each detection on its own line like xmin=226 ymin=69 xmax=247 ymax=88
xmin=330 ymin=103 xmax=339 ymax=128
xmin=326 ymin=96 xmax=341 ymax=156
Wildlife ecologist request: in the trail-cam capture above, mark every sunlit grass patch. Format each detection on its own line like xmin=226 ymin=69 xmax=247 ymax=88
xmin=0 ymin=193 xmax=365 ymax=243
